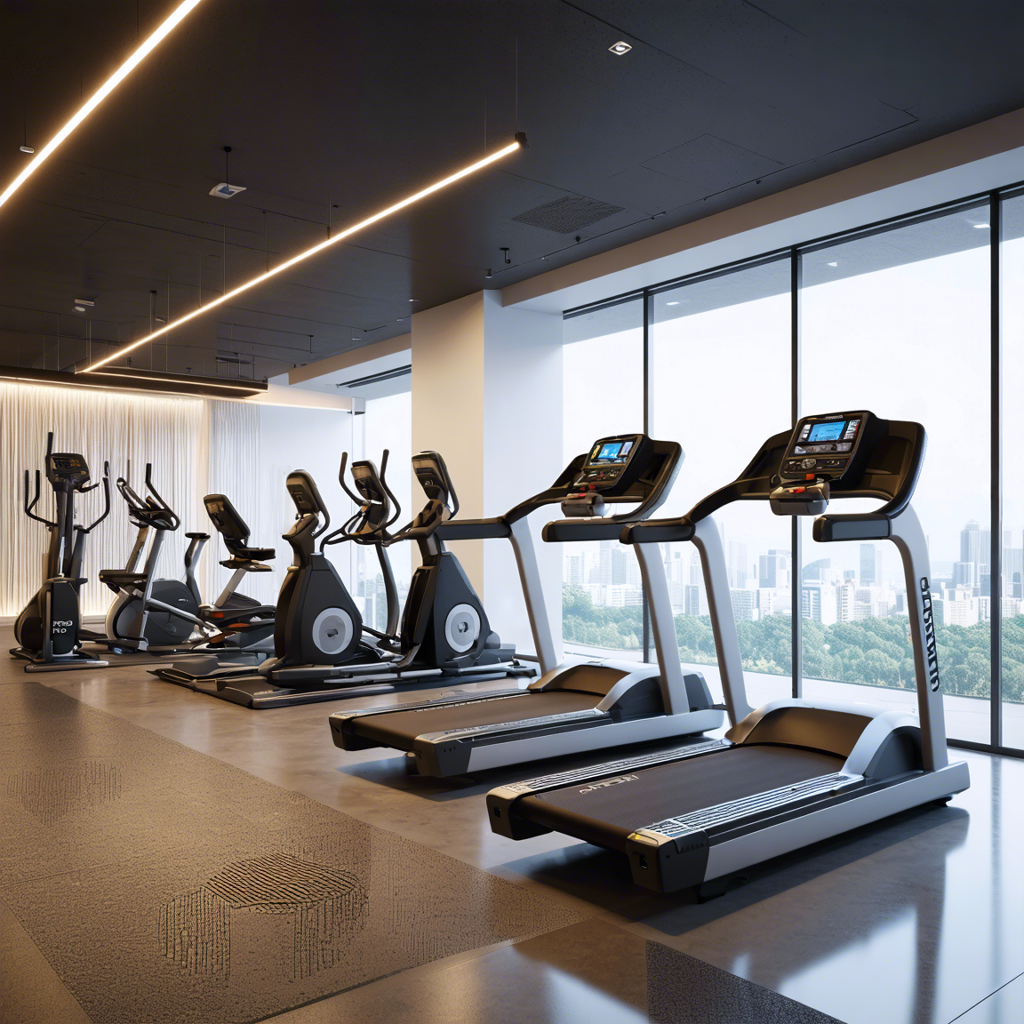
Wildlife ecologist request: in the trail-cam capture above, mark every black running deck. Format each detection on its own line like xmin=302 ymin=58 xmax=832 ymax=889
xmin=352 ymin=690 xmax=603 ymax=747
xmin=514 ymin=746 xmax=845 ymax=850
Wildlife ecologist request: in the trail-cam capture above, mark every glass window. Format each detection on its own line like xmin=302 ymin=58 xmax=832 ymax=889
xmin=800 ymin=205 xmax=991 ymax=742
xmin=649 ymin=259 xmax=792 ymax=708
xmin=561 ymin=297 xmax=645 ymax=660
xmin=1001 ymin=192 xmax=1024 ymax=750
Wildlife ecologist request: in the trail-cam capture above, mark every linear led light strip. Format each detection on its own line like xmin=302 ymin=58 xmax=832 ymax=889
xmin=83 ymin=137 xmax=524 ymax=373
xmin=91 ymin=369 xmax=262 ymax=391
xmin=0 ymin=0 xmax=206 ymax=210
xmin=0 ymin=371 xmax=350 ymax=410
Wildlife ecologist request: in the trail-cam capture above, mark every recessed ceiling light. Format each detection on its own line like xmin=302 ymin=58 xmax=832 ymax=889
xmin=408 ymin=298 xmax=419 ymax=303
xmin=609 ymin=41 xmax=632 ymax=55
xmin=0 ymin=0 xmax=205 ymax=210
xmin=19 ymin=145 xmax=35 ymax=154
xmin=666 ymin=301 xmax=680 ymax=306
xmin=74 ymin=298 xmax=95 ymax=307
xmin=827 ymin=261 xmax=838 ymax=267
xmin=973 ymin=223 xmax=990 ymax=230
xmin=74 ymin=305 xmax=86 ymax=313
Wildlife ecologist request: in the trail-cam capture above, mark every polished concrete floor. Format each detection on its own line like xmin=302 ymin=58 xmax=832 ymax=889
xmin=2 ymin=629 xmax=1022 ymax=1024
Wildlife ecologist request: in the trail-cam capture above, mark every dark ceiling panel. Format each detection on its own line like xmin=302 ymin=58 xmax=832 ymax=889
xmin=642 ymin=135 xmax=783 ymax=192
xmin=1 ymin=0 xmax=1021 ymax=380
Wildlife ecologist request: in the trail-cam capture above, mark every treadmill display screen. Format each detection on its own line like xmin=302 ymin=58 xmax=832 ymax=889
xmin=807 ymin=421 xmax=845 ymax=442
xmin=588 ymin=440 xmax=634 ymax=466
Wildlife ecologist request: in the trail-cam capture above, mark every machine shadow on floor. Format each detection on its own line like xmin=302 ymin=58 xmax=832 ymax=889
xmin=498 ymin=804 xmax=968 ymax=931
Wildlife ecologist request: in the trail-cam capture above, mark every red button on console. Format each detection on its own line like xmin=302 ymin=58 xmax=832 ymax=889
xmin=792 ymin=486 xmax=806 ymax=493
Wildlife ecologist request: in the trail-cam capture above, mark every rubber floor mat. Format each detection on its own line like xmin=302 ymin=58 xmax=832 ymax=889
xmin=0 ymin=682 xmax=585 ymax=1024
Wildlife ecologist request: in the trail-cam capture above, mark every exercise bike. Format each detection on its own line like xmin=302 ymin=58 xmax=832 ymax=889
xmin=11 ymin=434 xmax=111 ymax=672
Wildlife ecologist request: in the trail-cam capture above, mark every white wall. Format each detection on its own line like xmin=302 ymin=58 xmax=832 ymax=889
xmin=253 ymin=404 xmax=356 ymax=601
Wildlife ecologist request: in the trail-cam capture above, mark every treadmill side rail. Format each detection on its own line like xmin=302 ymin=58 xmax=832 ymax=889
xmin=417 ymin=707 xmax=724 ymax=777
xmin=623 ymin=760 xmax=969 ymax=892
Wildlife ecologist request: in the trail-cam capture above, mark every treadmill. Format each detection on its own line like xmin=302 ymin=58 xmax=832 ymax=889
xmin=487 ymin=411 xmax=970 ymax=894
xmin=330 ymin=433 xmax=724 ymax=776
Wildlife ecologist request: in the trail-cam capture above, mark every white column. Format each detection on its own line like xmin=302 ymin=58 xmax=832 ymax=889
xmin=411 ymin=290 xmax=563 ymax=660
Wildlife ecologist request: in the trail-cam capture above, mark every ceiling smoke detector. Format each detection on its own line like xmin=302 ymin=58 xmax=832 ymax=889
xmin=209 ymin=182 xmax=246 ymax=199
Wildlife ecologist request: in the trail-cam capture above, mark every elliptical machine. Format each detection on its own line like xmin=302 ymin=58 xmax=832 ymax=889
xmin=11 ymin=434 xmax=111 ymax=672
xmin=98 ymin=463 xmax=210 ymax=653
xmin=159 ymin=449 xmax=530 ymax=708
xmin=154 ymin=459 xmax=396 ymax=691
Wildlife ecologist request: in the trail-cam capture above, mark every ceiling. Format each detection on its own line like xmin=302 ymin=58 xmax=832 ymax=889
xmin=2 ymin=0 xmax=1022 ymax=381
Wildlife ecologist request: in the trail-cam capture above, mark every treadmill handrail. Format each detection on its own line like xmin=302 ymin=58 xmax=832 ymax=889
xmin=435 ymin=517 xmax=512 ymax=541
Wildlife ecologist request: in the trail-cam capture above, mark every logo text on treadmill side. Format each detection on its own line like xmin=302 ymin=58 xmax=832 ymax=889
xmin=920 ymin=576 xmax=941 ymax=692
xmin=578 ymin=774 xmax=639 ymax=794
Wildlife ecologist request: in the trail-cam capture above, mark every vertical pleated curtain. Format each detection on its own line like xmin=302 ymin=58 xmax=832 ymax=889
xmin=207 ymin=398 xmax=273 ymax=604
xmin=1 ymin=382 xmax=207 ymax=617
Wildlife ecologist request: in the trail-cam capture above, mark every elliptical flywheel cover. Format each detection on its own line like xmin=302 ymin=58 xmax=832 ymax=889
xmin=444 ymin=603 xmax=481 ymax=653
xmin=311 ymin=608 xmax=355 ymax=656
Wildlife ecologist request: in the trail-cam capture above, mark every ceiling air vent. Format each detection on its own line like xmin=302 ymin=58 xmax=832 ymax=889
xmin=512 ymin=195 xmax=623 ymax=234
xmin=337 ymin=364 xmax=412 ymax=389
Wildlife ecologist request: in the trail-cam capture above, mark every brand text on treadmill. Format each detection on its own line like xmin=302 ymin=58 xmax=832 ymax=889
xmin=578 ymin=774 xmax=639 ymax=794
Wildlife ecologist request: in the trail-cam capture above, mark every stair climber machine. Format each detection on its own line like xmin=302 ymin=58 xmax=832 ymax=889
xmin=330 ymin=434 xmax=723 ymax=777
xmin=486 ymin=412 xmax=971 ymax=896
xmin=11 ymin=434 xmax=111 ymax=671
xmin=165 ymin=450 xmax=531 ymax=708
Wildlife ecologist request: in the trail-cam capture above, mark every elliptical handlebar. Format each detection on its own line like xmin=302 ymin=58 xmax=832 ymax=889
xmin=336 ymin=451 xmax=361 ymax=506
xmin=322 ymin=449 xmax=400 ymax=548
xmin=80 ymin=462 xmax=111 ymax=534
xmin=377 ymin=449 xmax=403 ymax=530
xmin=24 ymin=468 xmax=52 ymax=526
xmin=143 ymin=463 xmax=180 ymax=529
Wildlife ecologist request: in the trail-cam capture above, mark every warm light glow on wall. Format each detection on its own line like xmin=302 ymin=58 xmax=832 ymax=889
xmin=82 ymin=138 xmax=524 ymax=373
xmin=0 ymin=0 xmax=206 ymax=210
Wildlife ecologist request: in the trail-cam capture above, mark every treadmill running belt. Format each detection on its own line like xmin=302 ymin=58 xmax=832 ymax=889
xmin=520 ymin=746 xmax=845 ymax=841
xmin=354 ymin=690 xmax=603 ymax=747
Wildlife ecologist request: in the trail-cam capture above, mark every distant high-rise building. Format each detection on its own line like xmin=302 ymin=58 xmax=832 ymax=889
xmin=730 ymin=589 xmax=757 ymax=623
xmin=953 ymin=561 xmax=976 ymax=588
xmin=802 ymin=558 xmax=830 ymax=583
xmin=802 ymin=583 xmax=837 ymax=625
xmin=729 ymin=541 xmax=749 ymax=588
xmin=859 ymin=544 xmax=877 ymax=585
xmin=759 ymin=549 xmax=789 ymax=589
xmin=611 ymin=548 xmax=629 ymax=585
xmin=837 ymin=580 xmax=856 ymax=623
xmin=960 ymin=520 xmax=990 ymax=583
xmin=684 ymin=585 xmax=706 ymax=617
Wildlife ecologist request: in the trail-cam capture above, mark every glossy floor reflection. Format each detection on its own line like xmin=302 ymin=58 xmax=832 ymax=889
xmin=2 ymin=627 xmax=1022 ymax=1024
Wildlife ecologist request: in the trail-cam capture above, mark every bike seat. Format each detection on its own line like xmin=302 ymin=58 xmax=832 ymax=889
xmin=185 ymin=532 xmax=211 ymax=540
xmin=222 ymin=546 xmax=274 ymax=562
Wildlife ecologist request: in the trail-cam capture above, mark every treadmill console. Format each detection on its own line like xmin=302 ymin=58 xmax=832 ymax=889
xmin=563 ymin=434 xmax=652 ymax=517
xmin=46 ymin=453 xmax=91 ymax=488
xmin=771 ymin=411 xmax=878 ymax=516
